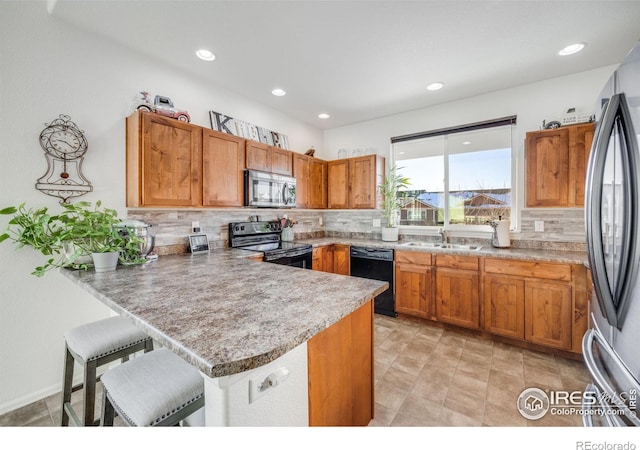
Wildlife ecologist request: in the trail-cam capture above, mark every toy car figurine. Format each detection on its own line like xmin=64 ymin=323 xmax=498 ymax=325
xmin=135 ymin=91 xmax=191 ymax=122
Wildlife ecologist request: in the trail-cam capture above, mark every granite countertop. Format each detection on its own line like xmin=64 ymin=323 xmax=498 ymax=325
xmin=299 ymin=237 xmax=588 ymax=265
xmin=61 ymin=248 xmax=388 ymax=378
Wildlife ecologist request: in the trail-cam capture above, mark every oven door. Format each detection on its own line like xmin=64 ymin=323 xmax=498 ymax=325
xmin=244 ymin=170 xmax=296 ymax=208
xmin=264 ymin=250 xmax=312 ymax=269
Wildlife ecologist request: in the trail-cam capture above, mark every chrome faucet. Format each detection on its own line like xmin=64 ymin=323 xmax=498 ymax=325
xmin=438 ymin=228 xmax=448 ymax=244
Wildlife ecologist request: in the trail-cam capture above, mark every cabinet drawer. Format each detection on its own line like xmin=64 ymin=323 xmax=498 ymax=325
xmin=436 ymin=254 xmax=478 ymax=270
xmin=484 ymin=258 xmax=572 ymax=281
xmin=395 ymin=251 xmax=432 ymax=266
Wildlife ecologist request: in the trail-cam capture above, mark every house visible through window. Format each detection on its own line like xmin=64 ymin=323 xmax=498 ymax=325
xmin=392 ymin=117 xmax=516 ymax=229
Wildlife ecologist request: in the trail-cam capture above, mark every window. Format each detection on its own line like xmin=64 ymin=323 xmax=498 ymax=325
xmin=392 ymin=117 xmax=516 ymax=229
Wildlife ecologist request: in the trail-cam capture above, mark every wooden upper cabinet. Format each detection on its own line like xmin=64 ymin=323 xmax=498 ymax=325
xmin=246 ymin=141 xmax=271 ymax=172
xmin=126 ymin=111 xmax=202 ymax=207
xmin=349 ymin=155 xmax=384 ymax=209
xmin=327 ymin=159 xmax=350 ymax=208
xmin=309 ymin=158 xmax=328 ymax=208
xmin=294 ymin=153 xmax=327 ymax=208
xmin=328 ymin=155 xmax=384 ymax=209
xmin=246 ymin=141 xmax=293 ymax=176
xmin=202 ymin=129 xmax=246 ymax=207
xmin=271 ymin=147 xmax=293 ymax=176
xmin=525 ymin=122 xmax=595 ymax=207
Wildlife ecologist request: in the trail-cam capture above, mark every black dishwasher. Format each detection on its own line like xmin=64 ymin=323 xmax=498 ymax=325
xmin=350 ymin=247 xmax=396 ymax=317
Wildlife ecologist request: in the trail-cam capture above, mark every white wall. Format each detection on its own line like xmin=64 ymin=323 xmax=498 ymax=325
xmin=0 ymin=1 xmax=322 ymax=414
xmin=322 ymin=66 xmax=617 ymax=236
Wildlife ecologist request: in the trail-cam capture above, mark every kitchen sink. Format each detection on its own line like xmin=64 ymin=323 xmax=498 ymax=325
xmin=400 ymin=242 xmax=482 ymax=251
xmin=439 ymin=243 xmax=483 ymax=251
xmin=400 ymin=242 xmax=442 ymax=248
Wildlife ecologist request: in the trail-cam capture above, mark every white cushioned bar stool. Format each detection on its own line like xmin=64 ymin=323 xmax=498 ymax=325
xmin=100 ymin=347 xmax=205 ymax=426
xmin=60 ymin=316 xmax=153 ymax=426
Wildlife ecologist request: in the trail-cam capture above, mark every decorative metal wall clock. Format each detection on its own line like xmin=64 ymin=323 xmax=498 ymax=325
xmin=36 ymin=114 xmax=92 ymax=203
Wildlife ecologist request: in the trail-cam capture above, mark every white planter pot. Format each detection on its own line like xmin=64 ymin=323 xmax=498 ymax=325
xmin=381 ymin=227 xmax=399 ymax=242
xmin=91 ymin=251 xmax=119 ymax=273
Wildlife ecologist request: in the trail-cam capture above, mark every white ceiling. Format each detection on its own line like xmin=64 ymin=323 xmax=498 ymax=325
xmin=50 ymin=0 xmax=640 ymax=129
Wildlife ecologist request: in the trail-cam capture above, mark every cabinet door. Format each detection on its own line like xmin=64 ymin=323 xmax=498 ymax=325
xmin=333 ymin=244 xmax=350 ymax=275
xmin=141 ymin=113 xmax=202 ymax=206
xmin=246 ymin=141 xmax=271 ymax=172
xmin=327 ymin=160 xmax=349 ymax=209
xmin=526 ymin=127 xmax=570 ymax=207
xmin=349 ymin=155 xmax=382 ymax=209
xmin=322 ymin=245 xmax=335 ymax=273
xmin=436 ymin=268 xmax=480 ymax=329
xmin=271 ymin=147 xmax=293 ymax=176
xmin=568 ymin=123 xmax=595 ymax=206
xmin=202 ymin=130 xmax=245 ymax=207
xmin=293 ymin=153 xmax=310 ymax=208
xmin=395 ymin=263 xmax=433 ymax=319
xmin=484 ymin=275 xmax=525 ymax=339
xmin=312 ymin=247 xmax=323 ymax=271
xmin=309 ymin=159 xmax=328 ymax=209
xmin=524 ymin=280 xmax=572 ymax=350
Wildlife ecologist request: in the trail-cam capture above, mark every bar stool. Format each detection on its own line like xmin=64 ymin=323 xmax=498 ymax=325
xmin=60 ymin=316 xmax=153 ymax=426
xmin=100 ymin=348 xmax=205 ymax=426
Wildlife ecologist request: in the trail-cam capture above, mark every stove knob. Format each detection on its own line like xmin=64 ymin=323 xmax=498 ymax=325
xmin=241 ymin=226 xmax=245 ymax=231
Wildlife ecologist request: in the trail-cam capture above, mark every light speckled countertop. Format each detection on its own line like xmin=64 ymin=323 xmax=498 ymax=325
xmin=299 ymin=237 xmax=588 ymax=265
xmin=61 ymin=249 xmax=388 ymax=378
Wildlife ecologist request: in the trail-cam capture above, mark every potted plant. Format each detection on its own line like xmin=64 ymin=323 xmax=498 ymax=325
xmin=0 ymin=200 xmax=144 ymax=275
xmin=377 ymin=165 xmax=411 ymax=242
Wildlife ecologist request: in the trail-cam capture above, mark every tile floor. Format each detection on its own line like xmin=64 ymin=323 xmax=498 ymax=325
xmin=0 ymin=314 xmax=591 ymax=427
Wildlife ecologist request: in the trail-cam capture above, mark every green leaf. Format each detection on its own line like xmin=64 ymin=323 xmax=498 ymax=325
xmin=0 ymin=206 xmax=17 ymax=215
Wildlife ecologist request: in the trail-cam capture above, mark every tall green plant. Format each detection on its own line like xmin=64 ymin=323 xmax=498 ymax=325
xmin=377 ymin=166 xmax=411 ymax=228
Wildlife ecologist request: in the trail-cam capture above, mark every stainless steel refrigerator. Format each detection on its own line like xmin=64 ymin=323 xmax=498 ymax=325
xmin=583 ymin=41 xmax=640 ymax=426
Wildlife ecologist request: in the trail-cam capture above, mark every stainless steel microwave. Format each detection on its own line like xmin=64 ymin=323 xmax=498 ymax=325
xmin=244 ymin=169 xmax=296 ymax=208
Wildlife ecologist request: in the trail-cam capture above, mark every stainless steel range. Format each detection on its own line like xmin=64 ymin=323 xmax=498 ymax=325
xmin=228 ymin=221 xmax=312 ymax=269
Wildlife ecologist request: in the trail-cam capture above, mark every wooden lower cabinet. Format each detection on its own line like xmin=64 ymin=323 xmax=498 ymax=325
xmin=484 ymin=258 xmax=579 ymax=352
xmin=395 ymin=251 xmax=433 ymax=319
xmin=333 ymin=244 xmax=350 ymax=275
xmin=312 ymin=245 xmax=349 ymax=275
xmin=436 ymin=268 xmax=480 ymax=329
xmin=308 ymin=300 xmax=373 ymax=426
xmin=484 ymin=275 xmax=525 ymax=339
xmin=524 ymin=280 xmax=573 ymax=350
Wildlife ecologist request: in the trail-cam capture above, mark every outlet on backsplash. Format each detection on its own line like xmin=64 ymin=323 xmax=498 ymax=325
xmin=372 ymin=219 xmax=381 ymax=227
xmin=534 ymin=220 xmax=545 ymax=232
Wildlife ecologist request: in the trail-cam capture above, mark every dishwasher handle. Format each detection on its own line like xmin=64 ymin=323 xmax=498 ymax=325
xmin=350 ymin=246 xmax=394 ymax=261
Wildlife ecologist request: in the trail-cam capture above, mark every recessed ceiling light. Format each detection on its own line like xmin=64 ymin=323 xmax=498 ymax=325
xmin=427 ymin=82 xmax=444 ymax=91
xmin=462 ymin=141 xmax=471 ymax=145
xmin=558 ymin=43 xmax=586 ymax=56
xmin=196 ymin=49 xmax=215 ymax=61
xmin=272 ymin=88 xmax=286 ymax=96
xmin=318 ymin=113 xmax=330 ymax=119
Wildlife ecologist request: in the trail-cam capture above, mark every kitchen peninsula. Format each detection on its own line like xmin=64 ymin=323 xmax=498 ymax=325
xmin=61 ymin=249 xmax=388 ymax=426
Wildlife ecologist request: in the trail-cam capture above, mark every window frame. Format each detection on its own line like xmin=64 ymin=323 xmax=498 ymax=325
xmin=390 ymin=116 xmax=518 ymax=236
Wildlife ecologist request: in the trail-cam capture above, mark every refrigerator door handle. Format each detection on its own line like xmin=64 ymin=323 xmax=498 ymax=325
xmin=582 ymin=329 xmax=640 ymax=426
xmin=585 ymin=92 xmax=640 ymax=329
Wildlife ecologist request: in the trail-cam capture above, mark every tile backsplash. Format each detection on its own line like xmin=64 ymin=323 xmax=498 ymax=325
xmin=128 ymin=207 xmax=586 ymax=254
